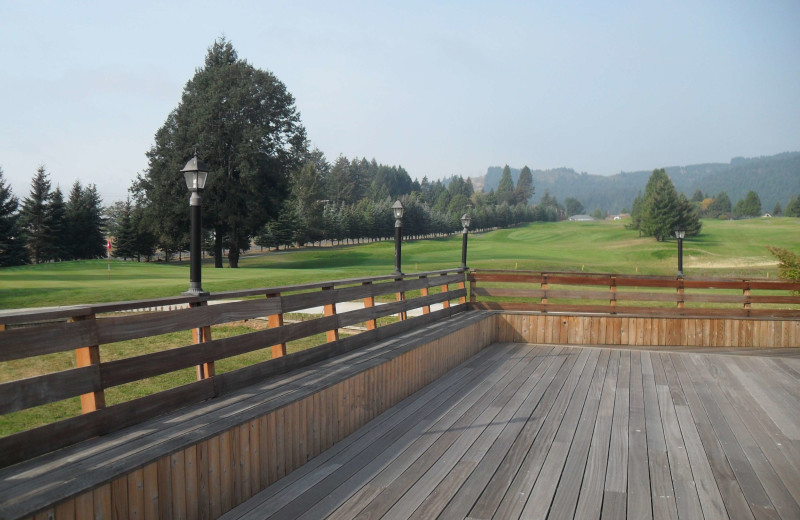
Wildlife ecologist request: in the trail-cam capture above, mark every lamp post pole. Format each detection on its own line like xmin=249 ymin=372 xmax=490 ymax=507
xmin=392 ymin=200 xmax=404 ymax=276
xmin=182 ymin=151 xmax=210 ymax=296
xmin=675 ymin=228 xmax=686 ymax=277
xmin=460 ymin=212 xmax=471 ymax=269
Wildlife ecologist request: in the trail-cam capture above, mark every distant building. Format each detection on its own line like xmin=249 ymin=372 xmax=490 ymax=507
xmin=611 ymin=213 xmax=630 ymax=221
xmin=568 ymin=214 xmax=595 ymax=222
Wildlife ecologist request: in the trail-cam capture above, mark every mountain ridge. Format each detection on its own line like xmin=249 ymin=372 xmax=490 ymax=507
xmin=475 ymin=152 xmax=800 ymax=214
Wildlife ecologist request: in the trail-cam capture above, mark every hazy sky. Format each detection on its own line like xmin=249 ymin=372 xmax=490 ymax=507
xmin=1 ymin=0 xmax=798 ymax=204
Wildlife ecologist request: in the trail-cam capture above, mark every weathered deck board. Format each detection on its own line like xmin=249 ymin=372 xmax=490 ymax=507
xmin=221 ymin=343 xmax=800 ymax=520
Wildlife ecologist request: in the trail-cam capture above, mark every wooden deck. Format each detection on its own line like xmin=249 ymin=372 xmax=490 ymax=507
xmin=222 ymin=343 xmax=800 ymax=520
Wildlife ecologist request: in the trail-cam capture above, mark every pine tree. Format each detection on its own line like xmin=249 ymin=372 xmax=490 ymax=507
xmin=42 ymin=187 xmax=69 ymax=261
xmin=66 ymin=181 xmax=106 ymax=259
xmin=0 ymin=168 xmax=30 ymax=266
xmin=113 ymin=199 xmax=137 ymax=260
xmin=513 ymin=166 xmax=534 ymax=205
xmin=786 ymin=196 xmax=800 ymax=217
xmin=496 ymin=165 xmax=515 ymax=205
xmin=20 ymin=166 xmax=55 ymax=264
xmin=773 ymin=202 xmax=782 ymax=216
xmin=639 ymin=169 xmax=689 ymax=241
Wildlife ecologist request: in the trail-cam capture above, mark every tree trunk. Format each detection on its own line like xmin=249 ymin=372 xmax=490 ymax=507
xmin=214 ymin=231 xmax=223 ymax=268
xmin=228 ymin=246 xmax=239 ymax=268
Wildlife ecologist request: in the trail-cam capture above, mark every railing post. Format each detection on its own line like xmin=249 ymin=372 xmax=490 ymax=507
xmin=323 ymin=286 xmax=339 ymax=341
xmin=743 ymin=280 xmax=751 ymax=314
xmin=190 ymin=301 xmax=214 ymax=380
xmin=458 ymin=270 xmax=467 ymax=305
xmin=469 ymin=271 xmax=477 ymax=306
xmin=610 ymin=276 xmax=617 ymax=313
xmin=419 ymin=275 xmax=431 ymax=314
xmin=440 ymin=273 xmax=450 ymax=309
xmin=266 ymin=292 xmax=286 ymax=358
xmin=541 ymin=274 xmax=549 ymax=308
xmin=72 ymin=314 xmax=106 ymax=413
xmin=396 ymin=277 xmax=408 ymax=320
xmin=362 ymin=281 xmax=378 ymax=329
xmin=677 ymin=277 xmax=685 ymax=309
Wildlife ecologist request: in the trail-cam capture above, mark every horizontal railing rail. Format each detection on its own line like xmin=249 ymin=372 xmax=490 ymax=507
xmin=469 ymin=269 xmax=800 ymax=318
xmin=0 ymin=268 xmax=467 ymax=467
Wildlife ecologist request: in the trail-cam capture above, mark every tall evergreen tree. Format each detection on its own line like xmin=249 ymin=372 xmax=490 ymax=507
xmin=786 ymin=196 xmax=800 ymax=217
xmin=496 ymin=165 xmax=515 ymax=205
xmin=20 ymin=166 xmax=54 ymax=264
xmin=135 ymin=37 xmax=307 ymax=268
xmin=514 ymin=166 xmax=534 ymax=205
xmin=733 ymin=190 xmax=762 ymax=217
xmin=0 ymin=168 xmax=29 ymax=266
xmin=113 ymin=198 xmax=137 ymax=260
xmin=636 ymin=168 xmax=700 ymax=241
xmin=66 ymin=182 xmax=106 ymax=259
xmin=43 ymin=187 xmax=68 ymax=262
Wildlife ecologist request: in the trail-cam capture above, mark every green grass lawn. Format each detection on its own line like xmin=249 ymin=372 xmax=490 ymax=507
xmin=1 ymin=217 xmax=798 ymax=310
xmin=1 ymin=217 xmax=798 ymax=436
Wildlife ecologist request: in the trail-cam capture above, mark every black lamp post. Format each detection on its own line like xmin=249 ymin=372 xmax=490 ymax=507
xmin=392 ymin=200 xmax=404 ymax=276
xmin=460 ymin=212 xmax=471 ymax=269
xmin=675 ymin=227 xmax=686 ymax=277
xmin=181 ymin=151 xmax=209 ymax=296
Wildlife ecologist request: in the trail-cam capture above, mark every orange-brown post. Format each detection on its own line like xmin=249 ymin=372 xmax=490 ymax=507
xmin=396 ymin=291 xmax=407 ymax=320
xmin=190 ymin=302 xmax=214 ymax=380
xmin=362 ymin=282 xmax=377 ymax=330
xmin=419 ymin=275 xmax=431 ymax=314
xmin=677 ymin=278 xmax=685 ymax=309
xmin=323 ymin=286 xmax=339 ymax=341
xmin=541 ymin=274 xmax=549 ymax=306
xmin=72 ymin=314 xmax=106 ymax=413
xmin=743 ymin=281 xmax=751 ymax=312
xmin=266 ymin=292 xmax=286 ymax=358
xmin=458 ymin=279 xmax=467 ymax=305
xmin=440 ymin=273 xmax=450 ymax=309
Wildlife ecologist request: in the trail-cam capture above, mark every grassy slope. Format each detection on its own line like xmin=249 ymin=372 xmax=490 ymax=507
xmin=1 ymin=217 xmax=798 ymax=310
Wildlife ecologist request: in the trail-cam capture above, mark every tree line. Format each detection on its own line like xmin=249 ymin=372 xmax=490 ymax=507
xmin=0 ymin=166 xmax=106 ymax=266
xmin=0 ymin=38 xmax=550 ymax=268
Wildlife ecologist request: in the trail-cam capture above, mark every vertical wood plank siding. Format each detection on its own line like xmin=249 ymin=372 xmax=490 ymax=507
xmin=495 ymin=313 xmax=799 ymax=348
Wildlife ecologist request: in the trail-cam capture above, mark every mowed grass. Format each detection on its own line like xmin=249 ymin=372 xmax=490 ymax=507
xmin=1 ymin=217 xmax=798 ymax=310
xmin=1 ymin=217 xmax=798 ymax=436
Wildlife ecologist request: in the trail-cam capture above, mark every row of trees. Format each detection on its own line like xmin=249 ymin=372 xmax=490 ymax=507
xmin=690 ymin=188 xmax=800 ymax=219
xmin=0 ymin=167 xmax=106 ymax=266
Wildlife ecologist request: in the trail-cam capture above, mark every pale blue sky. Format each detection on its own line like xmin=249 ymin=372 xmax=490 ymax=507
xmin=1 ymin=0 xmax=798 ymax=204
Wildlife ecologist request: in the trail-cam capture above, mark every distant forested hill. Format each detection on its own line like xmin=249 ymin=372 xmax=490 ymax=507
xmin=479 ymin=152 xmax=800 ymax=214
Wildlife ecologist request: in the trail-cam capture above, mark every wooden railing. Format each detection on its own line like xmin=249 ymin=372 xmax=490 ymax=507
xmin=0 ymin=268 xmax=467 ymax=468
xmin=469 ymin=269 xmax=800 ymax=318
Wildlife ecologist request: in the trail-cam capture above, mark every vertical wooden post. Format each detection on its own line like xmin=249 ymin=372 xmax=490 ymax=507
xmin=743 ymin=281 xmax=751 ymax=313
xmin=190 ymin=302 xmax=214 ymax=380
xmin=266 ymin=292 xmax=286 ymax=358
xmin=541 ymin=274 xmax=549 ymax=307
xmin=677 ymin=278 xmax=685 ymax=310
xmin=440 ymin=273 xmax=450 ymax=309
xmin=458 ymin=278 xmax=467 ymax=305
xmin=610 ymin=276 xmax=617 ymax=312
xmin=73 ymin=314 xmax=106 ymax=413
xmin=419 ymin=275 xmax=431 ymax=314
xmin=362 ymin=282 xmax=378 ymax=330
xmin=469 ymin=272 xmax=477 ymax=305
xmin=395 ymin=278 xmax=408 ymax=321
xmin=323 ymin=286 xmax=339 ymax=342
